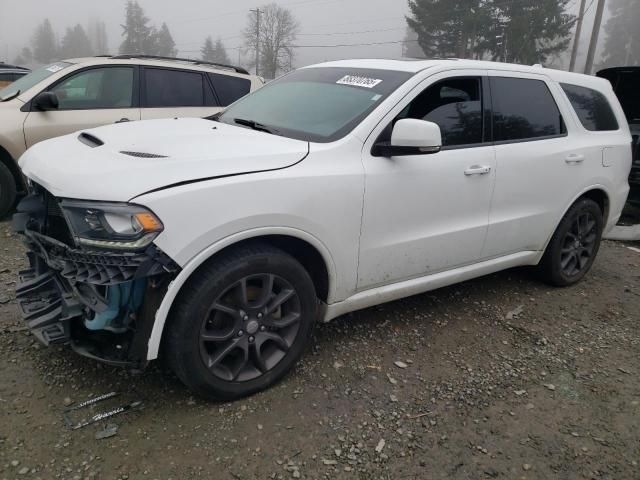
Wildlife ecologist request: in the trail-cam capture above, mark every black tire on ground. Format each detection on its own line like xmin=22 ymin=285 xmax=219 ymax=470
xmin=0 ymin=162 xmax=17 ymax=219
xmin=538 ymin=198 xmax=604 ymax=287
xmin=165 ymin=242 xmax=317 ymax=401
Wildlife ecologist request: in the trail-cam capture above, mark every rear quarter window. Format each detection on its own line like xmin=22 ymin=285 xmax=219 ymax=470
xmin=491 ymin=77 xmax=565 ymax=142
xmin=208 ymin=73 xmax=251 ymax=106
xmin=561 ymin=83 xmax=619 ymax=131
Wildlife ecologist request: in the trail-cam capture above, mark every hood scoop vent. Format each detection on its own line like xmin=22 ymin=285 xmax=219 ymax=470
xmin=120 ymin=151 xmax=169 ymax=159
xmin=78 ymin=132 xmax=104 ymax=148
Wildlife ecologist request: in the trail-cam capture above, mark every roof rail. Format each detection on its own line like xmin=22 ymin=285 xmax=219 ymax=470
xmin=109 ymin=54 xmax=250 ymax=75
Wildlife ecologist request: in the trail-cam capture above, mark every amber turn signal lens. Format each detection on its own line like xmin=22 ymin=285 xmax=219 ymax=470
xmin=135 ymin=212 xmax=163 ymax=232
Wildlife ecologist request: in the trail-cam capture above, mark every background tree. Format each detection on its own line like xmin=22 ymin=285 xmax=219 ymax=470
xmin=202 ymin=36 xmax=231 ymax=64
xmin=407 ymin=0 xmax=490 ymax=59
xmin=483 ymin=0 xmax=574 ymax=64
xmin=13 ymin=47 xmax=33 ymax=66
xmin=407 ymin=0 xmax=574 ymax=64
xmin=119 ymin=0 xmax=155 ymax=54
xmin=403 ymin=26 xmax=427 ymax=58
xmin=600 ymin=0 xmax=640 ymax=67
xmin=156 ymin=23 xmax=177 ymax=56
xmin=59 ymin=24 xmax=94 ymax=59
xmin=201 ymin=36 xmax=216 ymax=61
xmin=244 ymin=3 xmax=299 ymax=78
xmin=32 ymin=19 xmax=58 ymax=64
xmin=88 ymin=20 xmax=109 ymax=55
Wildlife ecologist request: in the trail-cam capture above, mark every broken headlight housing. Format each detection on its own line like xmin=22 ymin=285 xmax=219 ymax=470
xmin=60 ymin=201 xmax=164 ymax=251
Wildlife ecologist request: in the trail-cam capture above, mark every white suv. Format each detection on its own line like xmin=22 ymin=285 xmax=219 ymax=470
xmin=14 ymin=59 xmax=632 ymax=400
xmin=0 ymin=55 xmax=263 ymax=217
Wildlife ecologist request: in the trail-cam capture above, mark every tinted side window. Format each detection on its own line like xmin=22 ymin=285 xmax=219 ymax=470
xmin=561 ymin=83 xmax=619 ymax=131
xmin=145 ymin=68 xmax=205 ymax=107
xmin=51 ymin=67 xmax=134 ymax=110
xmin=208 ymin=73 xmax=251 ymax=106
xmin=491 ymin=77 xmax=564 ymax=142
xmin=397 ymin=77 xmax=484 ymax=147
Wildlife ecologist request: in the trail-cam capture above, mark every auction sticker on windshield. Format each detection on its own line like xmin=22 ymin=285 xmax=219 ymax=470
xmin=337 ymin=75 xmax=383 ymax=89
xmin=46 ymin=64 xmax=66 ymax=73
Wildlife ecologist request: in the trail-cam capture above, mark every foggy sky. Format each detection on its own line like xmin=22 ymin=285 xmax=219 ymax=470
xmin=0 ymin=0 xmax=605 ymax=69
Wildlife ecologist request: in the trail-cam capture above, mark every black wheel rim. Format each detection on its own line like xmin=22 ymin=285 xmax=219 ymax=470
xmin=560 ymin=211 xmax=597 ymax=277
xmin=199 ymin=274 xmax=302 ymax=382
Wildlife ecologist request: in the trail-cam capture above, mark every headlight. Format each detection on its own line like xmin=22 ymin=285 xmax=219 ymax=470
xmin=60 ymin=201 xmax=164 ymax=251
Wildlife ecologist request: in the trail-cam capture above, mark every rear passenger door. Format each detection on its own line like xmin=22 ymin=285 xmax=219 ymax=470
xmin=483 ymin=72 xmax=582 ymax=258
xmin=140 ymin=67 xmax=222 ymax=120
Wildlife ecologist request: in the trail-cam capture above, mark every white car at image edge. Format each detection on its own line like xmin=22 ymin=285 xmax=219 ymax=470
xmin=13 ymin=59 xmax=632 ymax=400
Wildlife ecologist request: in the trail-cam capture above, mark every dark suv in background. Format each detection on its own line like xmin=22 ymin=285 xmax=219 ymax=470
xmin=598 ymin=67 xmax=640 ymax=216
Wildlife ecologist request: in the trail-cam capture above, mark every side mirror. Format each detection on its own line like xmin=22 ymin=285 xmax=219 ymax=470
xmin=33 ymin=91 xmax=59 ymax=111
xmin=372 ymin=119 xmax=442 ymax=157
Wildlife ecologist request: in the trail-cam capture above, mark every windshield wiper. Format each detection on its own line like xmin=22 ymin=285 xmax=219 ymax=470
xmin=233 ymin=118 xmax=279 ymax=135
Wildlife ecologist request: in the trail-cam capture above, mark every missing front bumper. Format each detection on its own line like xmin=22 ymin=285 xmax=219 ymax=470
xmin=15 ymin=233 xmax=179 ymax=368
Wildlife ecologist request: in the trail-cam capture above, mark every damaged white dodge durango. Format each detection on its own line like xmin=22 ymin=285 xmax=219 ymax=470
xmin=14 ymin=59 xmax=632 ymax=400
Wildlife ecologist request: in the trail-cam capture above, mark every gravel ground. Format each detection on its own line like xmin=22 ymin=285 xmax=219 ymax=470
xmin=0 ymin=219 xmax=638 ymax=480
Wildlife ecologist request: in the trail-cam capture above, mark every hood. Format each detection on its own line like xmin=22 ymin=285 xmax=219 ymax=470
xmin=19 ymin=117 xmax=309 ymax=201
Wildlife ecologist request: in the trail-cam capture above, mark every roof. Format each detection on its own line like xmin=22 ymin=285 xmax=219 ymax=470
xmin=62 ymin=55 xmax=253 ymax=78
xmin=304 ymin=58 xmax=612 ymax=89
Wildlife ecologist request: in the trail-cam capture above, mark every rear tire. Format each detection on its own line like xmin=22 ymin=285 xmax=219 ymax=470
xmin=0 ymin=162 xmax=17 ymax=219
xmin=537 ymin=198 xmax=603 ymax=287
xmin=166 ymin=243 xmax=317 ymax=401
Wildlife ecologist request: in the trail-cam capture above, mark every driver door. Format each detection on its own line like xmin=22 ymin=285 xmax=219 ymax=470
xmin=24 ymin=66 xmax=141 ymax=148
xmin=358 ymin=70 xmax=496 ymax=290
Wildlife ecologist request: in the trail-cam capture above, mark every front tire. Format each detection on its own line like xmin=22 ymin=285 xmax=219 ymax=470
xmin=0 ymin=162 xmax=17 ymax=219
xmin=166 ymin=243 xmax=317 ymax=400
xmin=538 ymin=198 xmax=603 ymax=287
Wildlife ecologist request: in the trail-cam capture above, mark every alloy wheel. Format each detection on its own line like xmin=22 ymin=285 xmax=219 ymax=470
xmin=199 ymin=274 xmax=302 ymax=382
xmin=560 ymin=212 xmax=598 ymax=277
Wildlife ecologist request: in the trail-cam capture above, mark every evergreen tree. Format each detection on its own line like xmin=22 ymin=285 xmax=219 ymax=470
xmin=88 ymin=20 xmax=109 ymax=55
xmin=213 ymin=38 xmax=231 ymax=64
xmin=119 ymin=1 xmax=155 ymax=54
xmin=13 ymin=47 xmax=33 ymax=66
xmin=407 ymin=0 xmax=574 ymax=64
xmin=601 ymin=0 xmax=640 ymax=67
xmin=32 ymin=19 xmax=58 ymax=64
xmin=201 ymin=36 xmax=216 ymax=61
xmin=60 ymin=24 xmax=94 ymax=59
xmin=484 ymin=0 xmax=574 ymax=64
xmin=407 ymin=0 xmax=490 ymax=59
xmin=156 ymin=23 xmax=177 ymax=56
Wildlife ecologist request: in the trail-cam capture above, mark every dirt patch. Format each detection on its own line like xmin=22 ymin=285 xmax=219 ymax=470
xmin=0 ymin=220 xmax=638 ymax=479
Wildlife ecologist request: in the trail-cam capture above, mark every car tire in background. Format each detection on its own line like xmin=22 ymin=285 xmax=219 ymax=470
xmin=0 ymin=162 xmax=17 ymax=219
xmin=538 ymin=197 xmax=604 ymax=287
xmin=166 ymin=242 xmax=317 ymax=400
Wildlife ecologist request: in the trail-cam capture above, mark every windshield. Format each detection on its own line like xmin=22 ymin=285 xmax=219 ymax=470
xmin=0 ymin=62 xmax=72 ymax=101
xmin=218 ymin=67 xmax=413 ymax=142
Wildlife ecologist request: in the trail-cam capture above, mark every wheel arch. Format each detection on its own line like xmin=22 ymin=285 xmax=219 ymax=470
xmin=146 ymin=228 xmax=336 ymax=360
xmin=539 ymin=185 xmax=611 ymax=259
xmin=0 ymin=144 xmax=25 ymax=193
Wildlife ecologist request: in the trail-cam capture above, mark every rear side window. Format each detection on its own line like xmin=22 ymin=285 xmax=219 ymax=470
xmin=561 ymin=83 xmax=619 ymax=131
xmin=208 ymin=73 xmax=251 ymax=106
xmin=145 ymin=68 xmax=210 ymax=108
xmin=491 ymin=77 xmax=565 ymax=142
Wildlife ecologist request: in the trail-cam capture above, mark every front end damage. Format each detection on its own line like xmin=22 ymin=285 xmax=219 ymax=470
xmin=13 ymin=184 xmax=179 ymax=368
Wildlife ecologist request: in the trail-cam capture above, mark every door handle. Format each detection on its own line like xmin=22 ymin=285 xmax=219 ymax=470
xmin=464 ymin=165 xmax=492 ymax=176
xmin=565 ymin=153 xmax=585 ymax=164
xmin=115 ymin=118 xmax=130 ymax=124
